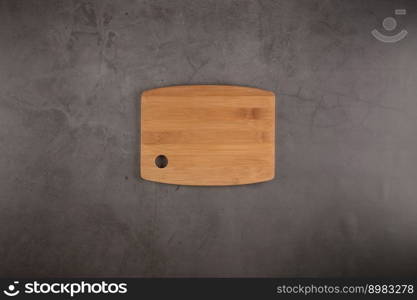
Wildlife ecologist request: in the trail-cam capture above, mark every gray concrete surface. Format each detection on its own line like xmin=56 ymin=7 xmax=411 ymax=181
xmin=1 ymin=0 xmax=417 ymax=277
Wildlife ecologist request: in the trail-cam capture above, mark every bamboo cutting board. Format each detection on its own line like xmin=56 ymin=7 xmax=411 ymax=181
xmin=140 ymin=85 xmax=275 ymax=186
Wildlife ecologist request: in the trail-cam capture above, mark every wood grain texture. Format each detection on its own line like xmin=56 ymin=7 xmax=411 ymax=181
xmin=140 ymin=85 xmax=275 ymax=186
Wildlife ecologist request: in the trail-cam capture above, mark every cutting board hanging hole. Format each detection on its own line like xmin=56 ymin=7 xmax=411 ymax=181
xmin=155 ymin=155 xmax=168 ymax=168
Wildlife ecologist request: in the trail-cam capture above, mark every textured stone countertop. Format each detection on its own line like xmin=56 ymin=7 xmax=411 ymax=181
xmin=0 ymin=0 xmax=416 ymax=277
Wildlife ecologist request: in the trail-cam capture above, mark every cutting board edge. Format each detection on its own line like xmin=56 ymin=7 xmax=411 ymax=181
xmin=139 ymin=173 xmax=275 ymax=186
xmin=141 ymin=84 xmax=275 ymax=97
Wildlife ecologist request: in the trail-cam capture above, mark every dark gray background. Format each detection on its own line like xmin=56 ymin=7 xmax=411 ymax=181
xmin=1 ymin=0 xmax=416 ymax=277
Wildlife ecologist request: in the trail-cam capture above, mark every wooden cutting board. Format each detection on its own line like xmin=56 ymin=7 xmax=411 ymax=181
xmin=140 ymin=85 xmax=275 ymax=186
